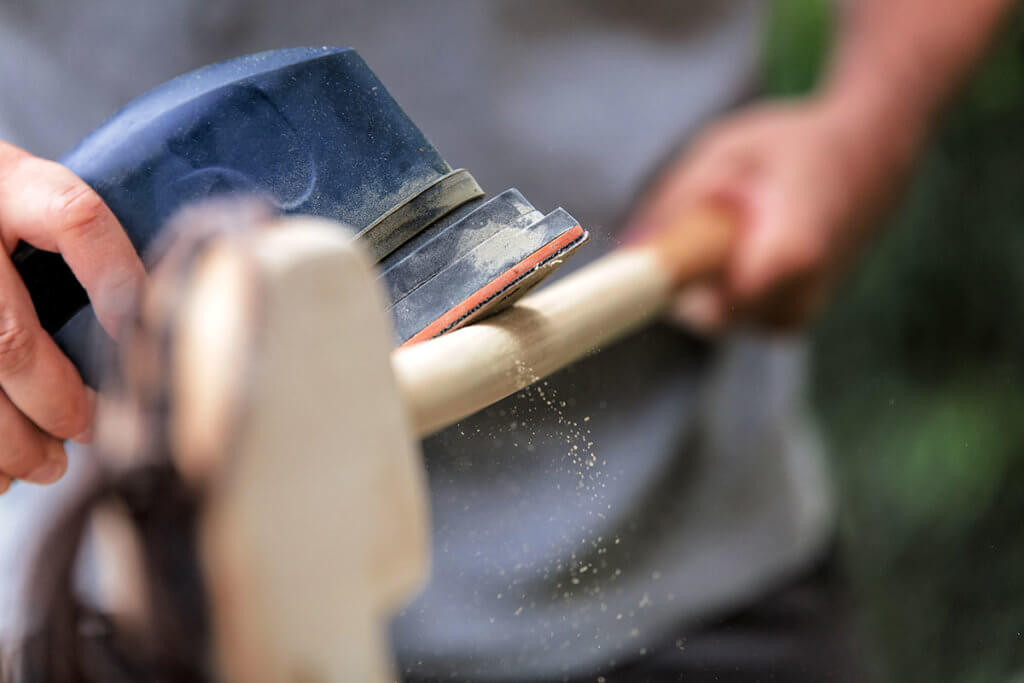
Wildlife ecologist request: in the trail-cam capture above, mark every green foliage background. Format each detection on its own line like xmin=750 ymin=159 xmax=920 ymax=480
xmin=764 ymin=2 xmax=1024 ymax=681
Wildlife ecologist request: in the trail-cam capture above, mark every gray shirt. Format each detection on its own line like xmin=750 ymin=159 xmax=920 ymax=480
xmin=0 ymin=1 xmax=834 ymax=680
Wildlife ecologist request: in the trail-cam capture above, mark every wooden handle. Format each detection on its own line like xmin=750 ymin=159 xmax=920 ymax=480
xmin=393 ymin=207 xmax=737 ymax=436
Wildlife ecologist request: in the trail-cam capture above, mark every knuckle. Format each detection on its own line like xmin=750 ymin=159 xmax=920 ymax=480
xmin=51 ymin=182 xmax=108 ymax=239
xmin=0 ymin=305 xmax=35 ymax=375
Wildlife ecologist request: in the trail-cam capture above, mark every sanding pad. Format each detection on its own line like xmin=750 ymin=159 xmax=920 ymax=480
xmin=381 ymin=190 xmax=587 ymax=345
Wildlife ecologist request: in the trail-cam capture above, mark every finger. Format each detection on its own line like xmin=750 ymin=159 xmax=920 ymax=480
xmin=723 ymin=181 xmax=829 ymax=329
xmin=0 ymin=249 xmax=94 ymax=440
xmin=0 ymin=474 xmax=10 ymax=495
xmin=668 ymin=282 xmax=727 ymax=335
xmin=0 ymin=144 xmax=145 ymax=337
xmin=727 ymin=181 xmax=822 ymax=304
xmin=0 ymin=390 xmax=68 ymax=485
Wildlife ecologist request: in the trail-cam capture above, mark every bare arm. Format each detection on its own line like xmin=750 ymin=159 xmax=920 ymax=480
xmin=625 ymin=0 xmax=1017 ymax=330
xmin=827 ymin=0 xmax=1014 ymax=131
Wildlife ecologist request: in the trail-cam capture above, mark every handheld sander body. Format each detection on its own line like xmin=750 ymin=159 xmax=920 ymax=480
xmin=15 ymin=47 xmax=587 ymax=376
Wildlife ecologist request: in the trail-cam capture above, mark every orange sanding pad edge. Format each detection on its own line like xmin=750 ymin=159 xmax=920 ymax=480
xmin=399 ymin=224 xmax=587 ymax=347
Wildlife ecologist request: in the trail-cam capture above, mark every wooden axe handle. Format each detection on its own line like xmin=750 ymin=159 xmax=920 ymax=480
xmin=392 ymin=207 xmax=737 ymax=436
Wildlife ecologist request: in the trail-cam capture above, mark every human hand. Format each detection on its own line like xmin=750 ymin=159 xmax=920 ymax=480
xmin=623 ymin=95 xmax=921 ymax=332
xmin=0 ymin=141 xmax=145 ymax=493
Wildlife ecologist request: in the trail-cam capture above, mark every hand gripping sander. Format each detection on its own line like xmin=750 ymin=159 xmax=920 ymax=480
xmin=13 ymin=47 xmax=588 ymax=377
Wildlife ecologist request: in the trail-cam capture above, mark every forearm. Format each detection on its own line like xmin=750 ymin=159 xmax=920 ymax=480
xmin=821 ymin=0 xmax=1014 ymax=145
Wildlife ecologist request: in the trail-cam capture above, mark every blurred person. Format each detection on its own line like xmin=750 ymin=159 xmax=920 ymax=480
xmin=0 ymin=1 xmax=1013 ymax=681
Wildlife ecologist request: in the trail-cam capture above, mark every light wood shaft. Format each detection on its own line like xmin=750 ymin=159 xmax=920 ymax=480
xmin=392 ymin=208 xmax=736 ymax=437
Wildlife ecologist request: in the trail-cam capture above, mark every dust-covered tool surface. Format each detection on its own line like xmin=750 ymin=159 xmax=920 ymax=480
xmin=12 ymin=46 xmax=588 ymax=374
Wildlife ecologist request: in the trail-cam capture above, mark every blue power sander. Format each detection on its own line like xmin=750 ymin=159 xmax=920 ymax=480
xmin=13 ymin=47 xmax=587 ymax=376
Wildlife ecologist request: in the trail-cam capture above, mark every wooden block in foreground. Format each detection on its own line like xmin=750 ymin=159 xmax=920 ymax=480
xmin=171 ymin=219 xmax=429 ymax=683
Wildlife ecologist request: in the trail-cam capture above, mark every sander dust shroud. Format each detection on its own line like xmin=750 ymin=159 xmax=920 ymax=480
xmin=14 ymin=47 xmax=588 ymax=380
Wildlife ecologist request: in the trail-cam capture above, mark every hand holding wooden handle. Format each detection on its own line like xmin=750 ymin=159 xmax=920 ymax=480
xmin=393 ymin=206 xmax=738 ymax=436
xmin=648 ymin=205 xmax=738 ymax=288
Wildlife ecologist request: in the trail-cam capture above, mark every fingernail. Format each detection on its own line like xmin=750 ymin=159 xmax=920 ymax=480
xmin=25 ymin=457 xmax=66 ymax=485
